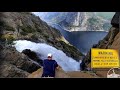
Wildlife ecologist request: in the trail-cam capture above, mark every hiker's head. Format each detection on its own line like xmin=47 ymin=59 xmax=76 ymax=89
xmin=47 ymin=53 xmax=52 ymax=60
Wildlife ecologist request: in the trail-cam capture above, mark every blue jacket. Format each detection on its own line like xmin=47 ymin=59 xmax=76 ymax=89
xmin=42 ymin=59 xmax=58 ymax=77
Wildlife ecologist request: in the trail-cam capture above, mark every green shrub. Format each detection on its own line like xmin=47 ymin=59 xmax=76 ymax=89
xmin=7 ymin=35 xmax=15 ymax=41
xmin=0 ymin=21 xmax=4 ymax=26
xmin=88 ymin=18 xmax=99 ymax=25
xmin=1 ymin=34 xmax=15 ymax=44
xmin=103 ymin=23 xmax=111 ymax=30
xmin=0 ymin=35 xmax=6 ymax=42
xmin=20 ymin=31 xmax=28 ymax=36
xmin=5 ymin=26 xmax=15 ymax=31
xmin=31 ymin=34 xmax=38 ymax=40
xmin=59 ymin=40 xmax=83 ymax=56
xmin=0 ymin=21 xmax=15 ymax=31
xmin=20 ymin=26 xmax=35 ymax=33
xmin=44 ymin=33 xmax=49 ymax=38
xmin=36 ymin=29 xmax=42 ymax=33
xmin=6 ymin=35 xmax=15 ymax=44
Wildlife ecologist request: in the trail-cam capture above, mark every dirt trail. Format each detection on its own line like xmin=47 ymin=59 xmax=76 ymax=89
xmin=28 ymin=68 xmax=99 ymax=78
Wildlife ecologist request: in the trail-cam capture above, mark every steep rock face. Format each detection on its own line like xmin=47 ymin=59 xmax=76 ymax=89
xmin=58 ymin=12 xmax=85 ymax=31
xmin=0 ymin=46 xmax=41 ymax=77
xmin=111 ymin=12 xmax=120 ymax=28
xmin=60 ymin=12 xmax=85 ymax=27
xmin=0 ymin=12 xmax=83 ymax=77
xmin=83 ymin=12 xmax=120 ymax=70
xmin=22 ymin=49 xmax=43 ymax=65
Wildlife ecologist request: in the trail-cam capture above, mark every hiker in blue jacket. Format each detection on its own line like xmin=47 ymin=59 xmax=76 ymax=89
xmin=41 ymin=53 xmax=59 ymax=78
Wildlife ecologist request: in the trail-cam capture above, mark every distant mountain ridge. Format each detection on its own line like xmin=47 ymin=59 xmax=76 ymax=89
xmin=33 ymin=12 xmax=115 ymax=32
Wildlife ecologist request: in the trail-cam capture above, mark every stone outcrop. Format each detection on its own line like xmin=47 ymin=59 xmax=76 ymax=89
xmin=22 ymin=49 xmax=43 ymax=65
xmin=0 ymin=46 xmax=41 ymax=77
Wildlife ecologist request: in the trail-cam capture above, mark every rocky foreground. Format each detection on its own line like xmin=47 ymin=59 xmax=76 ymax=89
xmin=28 ymin=68 xmax=99 ymax=78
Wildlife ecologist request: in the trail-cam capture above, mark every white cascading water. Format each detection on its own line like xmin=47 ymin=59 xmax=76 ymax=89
xmin=13 ymin=40 xmax=80 ymax=72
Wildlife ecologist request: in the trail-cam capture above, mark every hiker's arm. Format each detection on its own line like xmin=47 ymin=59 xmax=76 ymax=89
xmin=56 ymin=66 xmax=59 ymax=69
xmin=56 ymin=65 xmax=61 ymax=69
xmin=55 ymin=62 xmax=61 ymax=70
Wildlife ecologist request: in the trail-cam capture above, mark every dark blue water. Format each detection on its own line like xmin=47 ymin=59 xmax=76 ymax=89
xmin=51 ymin=24 xmax=108 ymax=54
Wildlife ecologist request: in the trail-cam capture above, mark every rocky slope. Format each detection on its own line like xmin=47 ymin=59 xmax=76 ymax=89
xmin=0 ymin=12 xmax=83 ymax=78
xmin=83 ymin=12 xmax=120 ymax=77
xmin=0 ymin=46 xmax=40 ymax=77
xmin=34 ymin=12 xmax=114 ymax=31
